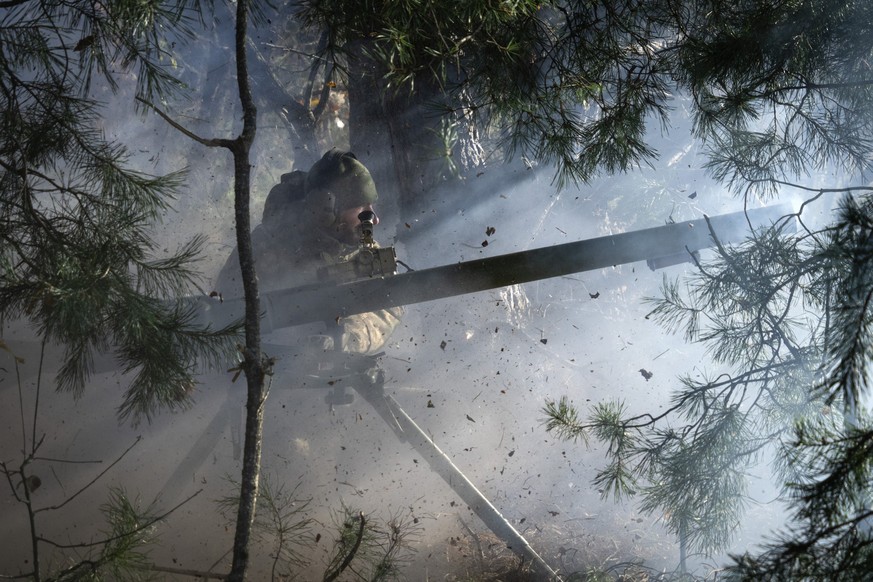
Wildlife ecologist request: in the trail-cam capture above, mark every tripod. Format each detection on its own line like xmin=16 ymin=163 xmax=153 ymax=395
xmin=315 ymin=350 xmax=561 ymax=581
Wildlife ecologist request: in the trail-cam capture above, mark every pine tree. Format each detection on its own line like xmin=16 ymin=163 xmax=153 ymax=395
xmin=718 ymin=195 xmax=873 ymax=580
xmin=0 ymin=0 xmax=238 ymax=423
xmin=297 ymin=0 xmax=675 ymax=190
xmin=537 ymin=1 xmax=873 ymax=578
xmin=288 ymin=0 xmax=873 ymax=223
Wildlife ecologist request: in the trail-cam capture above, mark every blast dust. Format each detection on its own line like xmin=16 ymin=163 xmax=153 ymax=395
xmin=418 ymin=511 xmax=674 ymax=582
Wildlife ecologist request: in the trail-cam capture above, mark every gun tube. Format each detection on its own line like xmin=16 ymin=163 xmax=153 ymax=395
xmin=191 ymin=204 xmax=793 ymax=333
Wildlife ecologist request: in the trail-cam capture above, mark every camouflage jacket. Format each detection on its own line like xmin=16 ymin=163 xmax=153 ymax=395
xmin=215 ymin=212 xmax=402 ymax=356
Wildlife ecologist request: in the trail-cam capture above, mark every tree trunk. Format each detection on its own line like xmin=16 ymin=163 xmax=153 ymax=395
xmin=345 ymin=45 xmax=485 ymax=231
xmin=225 ymin=0 xmax=264 ymax=579
xmin=383 ymin=79 xmax=450 ymax=219
xmin=344 ymin=39 xmax=402 ymax=229
xmin=246 ymin=33 xmax=322 ymax=169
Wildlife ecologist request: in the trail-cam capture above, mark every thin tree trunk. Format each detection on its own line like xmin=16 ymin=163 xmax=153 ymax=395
xmin=246 ymin=31 xmax=324 ymax=169
xmin=133 ymin=0 xmax=263 ymax=576
xmin=225 ymin=0 xmax=264 ymax=578
xmin=345 ymin=39 xmax=402 ymax=230
xmin=345 ymin=46 xmax=482 ymax=229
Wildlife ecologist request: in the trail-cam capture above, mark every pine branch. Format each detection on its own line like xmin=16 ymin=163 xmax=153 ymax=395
xmin=542 ymin=396 xmax=589 ymax=444
xmin=135 ymin=97 xmax=231 ymax=148
xmin=33 ymin=437 xmax=142 ymax=514
xmin=36 ymin=488 xmax=201 ymax=551
xmin=323 ymin=511 xmax=366 ymax=582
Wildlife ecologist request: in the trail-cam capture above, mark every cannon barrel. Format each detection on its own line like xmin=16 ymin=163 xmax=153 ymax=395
xmin=190 ymin=204 xmax=793 ymax=333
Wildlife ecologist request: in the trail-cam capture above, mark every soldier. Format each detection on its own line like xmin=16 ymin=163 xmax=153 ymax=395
xmin=215 ymin=149 xmax=402 ymax=355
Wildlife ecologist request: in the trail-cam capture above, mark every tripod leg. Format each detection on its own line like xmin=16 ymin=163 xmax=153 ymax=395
xmin=354 ymin=380 xmax=561 ymax=581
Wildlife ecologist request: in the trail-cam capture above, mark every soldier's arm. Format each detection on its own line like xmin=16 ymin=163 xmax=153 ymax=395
xmin=338 ymin=306 xmax=404 ymax=355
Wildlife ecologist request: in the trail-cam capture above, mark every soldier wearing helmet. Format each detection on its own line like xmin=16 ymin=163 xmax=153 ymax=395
xmin=302 ymin=149 xmax=380 ymax=246
xmin=215 ymin=150 xmax=401 ymax=355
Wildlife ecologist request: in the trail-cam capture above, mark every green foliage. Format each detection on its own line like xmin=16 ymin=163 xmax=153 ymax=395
xmin=217 ymin=476 xmax=417 ymax=581
xmin=217 ymin=475 xmax=315 ymax=579
xmin=296 ymin=0 xmax=873 ymax=191
xmin=41 ymin=488 xmax=162 ymax=582
xmin=21 ymin=486 xmax=173 ymax=582
xmin=299 ymin=0 xmax=671 ymax=186
xmin=322 ymin=504 xmax=417 ymax=582
xmin=821 ymin=195 xmax=873 ymax=410
xmin=589 ymin=400 xmax=641 ymax=501
xmin=724 ymin=413 xmax=873 ymax=580
xmin=257 ymin=480 xmax=314 ymax=576
xmin=542 ymin=395 xmax=589 ymax=444
xmin=90 ymin=488 xmax=162 ymax=581
xmin=716 ymin=195 xmax=873 ymax=581
xmin=672 ymin=0 xmax=873 ymax=198
xmin=0 ymin=0 xmax=239 ymax=422
xmin=546 ymin=192 xmax=873 ymax=577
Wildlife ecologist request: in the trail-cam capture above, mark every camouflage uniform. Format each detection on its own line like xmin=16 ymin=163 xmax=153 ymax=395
xmin=215 ymin=151 xmax=402 ymax=355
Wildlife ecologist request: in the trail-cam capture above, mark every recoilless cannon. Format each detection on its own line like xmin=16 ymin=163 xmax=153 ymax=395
xmin=193 ymin=204 xmax=793 ymax=332
xmin=191 ymin=203 xmax=793 ymax=580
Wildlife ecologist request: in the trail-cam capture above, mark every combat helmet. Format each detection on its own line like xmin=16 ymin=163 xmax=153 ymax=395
xmin=303 ymin=150 xmax=378 ymax=228
xmin=262 ymin=170 xmax=306 ymax=230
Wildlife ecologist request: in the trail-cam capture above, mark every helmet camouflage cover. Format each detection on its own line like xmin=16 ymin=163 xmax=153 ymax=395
xmin=304 ymin=150 xmax=378 ymax=226
xmin=262 ymin=170 xmax=306 ymax=229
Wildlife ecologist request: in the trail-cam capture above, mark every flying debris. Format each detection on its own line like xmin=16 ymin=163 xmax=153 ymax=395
xmin=688 ymin=191 xmax=698 ymax=199
xmin=589 ymin=292 xmax=600 ymax=299
xmin=73 ymin=35 xmax=95 ymax=51
xmin=486 ymin=226 xmax=496 ymax=236
xmin=639 ymin=369 xmax=653 ymax=381
xmin=466 ymin=414 xmax=476 ymax=423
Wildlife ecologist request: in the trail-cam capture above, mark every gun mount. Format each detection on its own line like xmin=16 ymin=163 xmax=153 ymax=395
xmin=191 ymin=204 xmax=794 ymax=332
xmin=315 ymin=210 xmax=397 ymax=284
